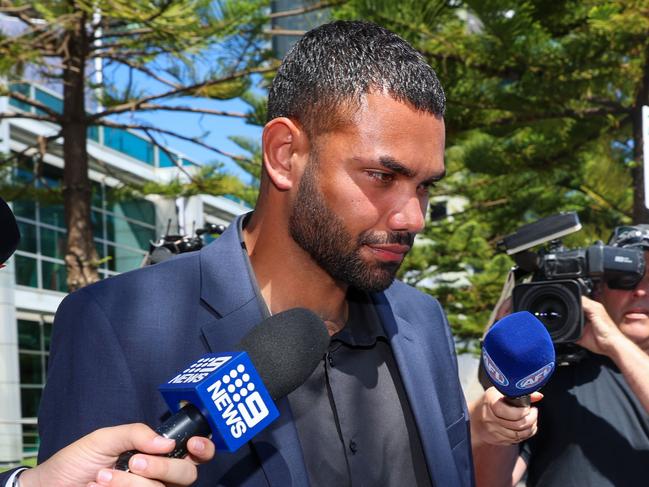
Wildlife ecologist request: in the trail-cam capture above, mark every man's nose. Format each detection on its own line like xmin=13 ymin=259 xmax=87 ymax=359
xmin=634 ymin=278 xmax=649 ymax=297
xmin=387 ymin=195 xmax=426 ymax=234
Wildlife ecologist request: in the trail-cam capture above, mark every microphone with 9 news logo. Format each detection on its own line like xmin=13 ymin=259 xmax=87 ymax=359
xmin=482 ymin=311 xmax=556 ymax=407
xmin=115 ymin=307 xmax=330 ymax=469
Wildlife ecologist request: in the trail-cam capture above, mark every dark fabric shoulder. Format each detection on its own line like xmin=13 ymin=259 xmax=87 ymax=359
xmin=526 ymin=354 xmax=649 ymax=486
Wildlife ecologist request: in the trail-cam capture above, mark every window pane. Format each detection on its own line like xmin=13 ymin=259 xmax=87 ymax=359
xmin=107 ymin=198 xmax=155 ymax=225
xmin=18 ymin=320 xmax=40 ymax=350
xmin=92 ymin=210 xmax=105 ymax=240
xmin=122 ymin=199 xmax=155 ymax=225
xmin=105 ymin=213 xmax=114 ymax=242
xmin=41 ymin=260 xmax=68 ymax=293
xmin=16 ymin=220 xmax=37 ymax=253
xmin=111 ymin=217 xmax=155 ymax=250
xmin=12 ymin=198 xmax=36 ymax=220
xmin=43 ymin=322 xmax=52 ymax=351
xmin=22 ymin=423 xmax=39 ymax=454
xmin=20 ymin=387 xmax=42 ymax=418
xmin=34 ymin=87 xmax=63 ymax=114
xmin=107 ymin=245 xmax=145 ymax=272
xmin=14 ymin=254 xmax=38 ymax=288
xmin=94 ymin=241 xmax=106 ymax=268
xmin=40 ymin=227 xmax=66 ymax=259
xmin=19 ymin=353 xmax=43 ymax=385
xmin=40 ymin=202 xmax=65 ymax=228
xmin=159 ymin=150 xmax=180 ymax=168
xmin=104 ymin=127 xmax=154 ymax=165
xmin=88 ymin=124 xmax=100 ymax=142
xmin=91 ymin=182 xmax=103 ymax=208
xmin=9 ymin=83 xmax=32 ymax=112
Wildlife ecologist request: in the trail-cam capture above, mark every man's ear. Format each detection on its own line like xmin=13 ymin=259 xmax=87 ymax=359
xmin=262 ymin=117 xmax=308 ymax=191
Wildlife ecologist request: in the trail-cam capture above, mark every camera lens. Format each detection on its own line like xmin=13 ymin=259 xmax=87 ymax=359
xmin=528 ymin=294 xmax=571 ymax=336
xmin=530 ymin=295 xmax=567 ymax=327
xmin=513 ymin=280 xmax=583 ymax=343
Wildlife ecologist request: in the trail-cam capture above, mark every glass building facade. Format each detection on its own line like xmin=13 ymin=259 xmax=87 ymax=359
xmin=12 ymin=158 xmax=156 ymax=292
xmin=0 ymin=75 xmax=250 ymax=463
xmin=9 ymin=156 xmax=156 ymax=453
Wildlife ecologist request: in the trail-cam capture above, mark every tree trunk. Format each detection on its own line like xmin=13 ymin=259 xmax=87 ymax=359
xmin=62 ymin=12 xmax=99 ymax=292
xmin=632 ymin=48 xmax=649 ymax=224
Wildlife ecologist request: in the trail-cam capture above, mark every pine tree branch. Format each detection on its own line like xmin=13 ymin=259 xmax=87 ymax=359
xmin=0 ymin=111 xmax=59 ymax=124
xmin=99 ymin=55 xmax=181 ymax=89
xmin=96 ymin=27 xmax=156 ymax=40
xmin=0 ymin=129 xmax=62 ymax=167
xmin=452 ymin=104 xmax=630 ymax=132
xmin=4 ymin=92 xmax=62 ymax=121
xmin=93 ymin=119 xmax=249 ymax=162
xmin=88 ymin=65 xmax=276 ymax=114
xmin=141 ymin=128 xmax=196 ymax=182
xmin=89 ymin=103 xmax=248 ymax=120
xmin=0 ymin=1 xmax=36 ymax=28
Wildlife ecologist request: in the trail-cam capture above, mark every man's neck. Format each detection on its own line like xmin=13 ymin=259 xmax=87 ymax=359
xmin=242 ymin=216 xmax=349 ymax=336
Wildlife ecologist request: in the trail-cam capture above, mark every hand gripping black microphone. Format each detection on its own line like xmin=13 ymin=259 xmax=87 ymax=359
xmin=116 ymin=307 xmax=329 ymax=469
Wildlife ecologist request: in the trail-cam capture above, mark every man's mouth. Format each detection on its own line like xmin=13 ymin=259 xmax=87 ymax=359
xmin=624 ymin=308 xmax=649 ymax=319
xmin=365 ymin=244 xmax=411 ymax=263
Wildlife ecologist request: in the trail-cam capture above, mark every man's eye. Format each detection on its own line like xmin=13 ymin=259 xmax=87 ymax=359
xmin=420 ymin=181 xmax=437 ymax=193
xmin=368 ymin=171 xmax=394 ymax=183
xmin=418 ymin=182 xmax=437 ymax=196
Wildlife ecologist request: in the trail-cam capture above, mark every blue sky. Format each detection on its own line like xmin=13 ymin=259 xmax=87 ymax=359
xmin=105 ymin=61 xmax=265 ymax=185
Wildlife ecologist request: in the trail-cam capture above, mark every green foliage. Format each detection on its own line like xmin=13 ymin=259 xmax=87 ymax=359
xmin=0 ymin=0 xmax=271 ymax=221
xmin=108 ymin=164 xmax=249 ymax=200
xmin=336 ymin=0 xmax=648 ymax=339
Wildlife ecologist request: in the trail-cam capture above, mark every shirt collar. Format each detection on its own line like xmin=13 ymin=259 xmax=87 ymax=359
xmin=333 ymin=288 xmax=386 ymax=347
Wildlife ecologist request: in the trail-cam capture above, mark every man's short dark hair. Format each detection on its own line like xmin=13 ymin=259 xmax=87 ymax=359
xmin=267 ymin=20 xmax=446 ymax=138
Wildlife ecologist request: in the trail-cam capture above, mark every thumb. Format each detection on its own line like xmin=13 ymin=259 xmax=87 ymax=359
xmin=530 ymin=391 xmax=544 ymax=404
xmin=85 ymin=423 xmax=176 ymax=457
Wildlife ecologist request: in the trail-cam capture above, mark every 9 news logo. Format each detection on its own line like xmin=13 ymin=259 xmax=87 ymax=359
xmin=159 ymin=352 xmax=279 ymax=451
xmin=206 ymin=363 xmax=270 ymax=439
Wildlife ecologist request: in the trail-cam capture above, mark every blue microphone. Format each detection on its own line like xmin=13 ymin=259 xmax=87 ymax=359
xmin=482 ymin=311 xmax=555 ymax=406
xmin=115 ymin=308 xmax=329 ymax=469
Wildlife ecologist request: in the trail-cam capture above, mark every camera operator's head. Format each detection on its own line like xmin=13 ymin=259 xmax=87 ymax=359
xmin=597 ymin=224 xmax=649 ymax=350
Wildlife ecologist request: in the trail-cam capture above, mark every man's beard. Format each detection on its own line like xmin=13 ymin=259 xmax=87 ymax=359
xmin=288 ymin=158 xmax=415 ymax=293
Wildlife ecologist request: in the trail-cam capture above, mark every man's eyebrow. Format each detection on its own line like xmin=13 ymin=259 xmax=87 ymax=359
xmin=378 ymin=156 xmax=446 ymax=182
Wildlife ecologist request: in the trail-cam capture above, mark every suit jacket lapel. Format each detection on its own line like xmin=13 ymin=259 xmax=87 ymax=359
xmin=198 ymin=216 xmax=309 ymax=487
xmin=372 ymin=292 xmax=462 ymax=487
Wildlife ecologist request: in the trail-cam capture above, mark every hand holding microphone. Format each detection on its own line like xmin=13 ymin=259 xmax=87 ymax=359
xmin=471 ymin=311 xmax=555 ymax=446
xmin=115 ymin=307 xmax=329 ymax=470
xmin=15 ymin=424 xmax=214 ymax=487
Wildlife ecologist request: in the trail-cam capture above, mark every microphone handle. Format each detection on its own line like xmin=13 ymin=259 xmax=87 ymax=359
xmin=504 ymin=394 xmax=531 ymax=407
xmin=115 ymin=403 xmax=211 ymax=471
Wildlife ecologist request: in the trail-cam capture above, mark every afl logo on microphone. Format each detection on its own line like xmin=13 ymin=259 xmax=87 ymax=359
xmin=515 ymin=363 xmax=555 ymax=390
xmin=482 ymin=349 xmax=509 ymax=387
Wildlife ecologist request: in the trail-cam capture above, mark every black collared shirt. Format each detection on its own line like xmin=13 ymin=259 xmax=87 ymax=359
xmin=237 ymin=218 xmax=432 ymax=486
xmin=287 ymin=289 xmax=432 ymax=487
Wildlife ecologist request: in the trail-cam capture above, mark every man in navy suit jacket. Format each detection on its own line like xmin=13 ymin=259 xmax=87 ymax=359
xmin=37 ymin=20 xmax=476 ymax=486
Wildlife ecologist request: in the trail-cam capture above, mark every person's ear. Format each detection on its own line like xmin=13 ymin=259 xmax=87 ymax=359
xmin=262 ymin=117 xmax=308 ymax=191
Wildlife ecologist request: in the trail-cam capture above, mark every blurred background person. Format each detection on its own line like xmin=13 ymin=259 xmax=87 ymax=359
xmin=470 ymin=224 xmax=649 ymax=487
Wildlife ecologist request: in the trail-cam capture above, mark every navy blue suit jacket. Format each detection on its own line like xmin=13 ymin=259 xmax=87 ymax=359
xmin=36 ymin=216 xmax=474 ymax=486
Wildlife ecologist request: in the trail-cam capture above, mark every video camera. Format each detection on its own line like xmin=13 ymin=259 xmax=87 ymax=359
xmin=143 ymin=222 xmax=227 ymax=266
xmin=500 ymin=213 xmax=645 ymax=362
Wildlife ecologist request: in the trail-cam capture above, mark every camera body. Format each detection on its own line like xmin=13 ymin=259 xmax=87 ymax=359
xmin=512 ymin=243 xmax=644 ymax=344
xmin=500 ymin=213 xmax=645 ymax=363
xmin=145 ymin=223 xmax=227 ymax=266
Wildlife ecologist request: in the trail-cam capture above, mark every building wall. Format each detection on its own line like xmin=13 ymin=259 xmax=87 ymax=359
xmin=0 ymin=88 xmax=251 ymax=463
